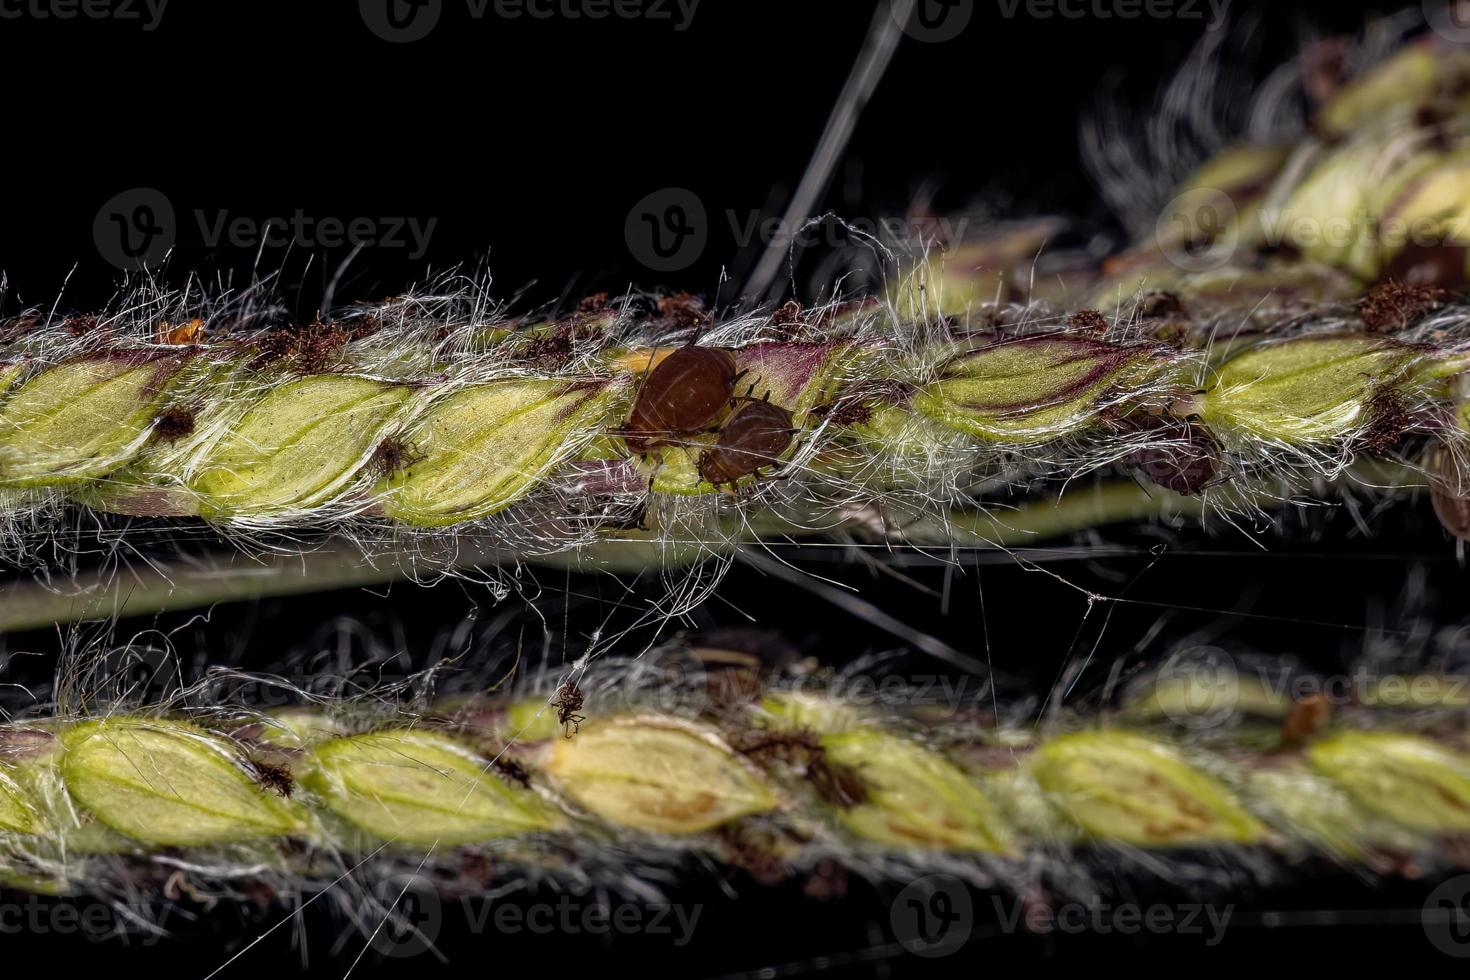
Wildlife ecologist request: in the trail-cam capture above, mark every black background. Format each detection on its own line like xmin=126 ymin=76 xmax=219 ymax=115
xmin=4 ymin=0 xmax=1470 ymax=975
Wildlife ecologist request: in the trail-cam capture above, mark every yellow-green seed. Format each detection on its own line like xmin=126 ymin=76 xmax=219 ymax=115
xmin=305 ymin=730 xmax=559 ymax=846
xmin=916 ymin=338 xmax=1172 ymax=443
xmin=0 ymin=354 xmax=190 ymax=488
xmin=1307 ymin=731 xmax=1470 ymax=834
xmin=378 ymin=379 xmax=623 ymax=527
xmin=821 ymin=729 xmax=1013 ymax=853
xmin=0 ymin=768 xmax=38 ymax=835
xmin=1198 ymin=335 xmax=1418 ymax=445
xmin=1030 ymin=731 xmax=1264 ymax=847
xmin=192 ymin=374 xmax=412 ymax=516
xmin=61 ymin=718 xmax=306 ymax=847
xmin=545 ymin=717 xmax=778 ymax=834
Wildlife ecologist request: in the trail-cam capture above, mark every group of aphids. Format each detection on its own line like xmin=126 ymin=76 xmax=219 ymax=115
xmin=619 ymin=342 xmax=797 ymax=489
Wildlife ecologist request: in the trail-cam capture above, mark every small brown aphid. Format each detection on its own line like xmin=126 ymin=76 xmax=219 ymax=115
xmin=552 ymin=679 xmax=586 ymax=738
xmin=621 ymin=345 xmax=741 ymax=455
xmin=252 ymin=761 xmax=294 ymax=798
xmin=156 ymin=318 xmax=204 ymax=345
xmin=1278 ymin=692 xmax=1332 ymax=750
xmin=697 ymin=397 xmax=795 ymax=488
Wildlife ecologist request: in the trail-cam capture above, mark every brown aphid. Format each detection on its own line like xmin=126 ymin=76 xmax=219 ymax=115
xmin=697 ymin=397 xmax=796 ymax=488
xmin=1278 ymin=692 xmax=1332 ymax=750
xmin=621 ymin=345 xmax=741 ymax=455
xmin=552 ymin=679 xmax=586 ymax=739
xmin=156 ymin=318 xmax=204 ymax=345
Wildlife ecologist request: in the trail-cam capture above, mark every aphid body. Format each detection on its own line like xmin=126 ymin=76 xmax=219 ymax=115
xmin=622 ymin=346 xmax=740 ymax=454
xmin=697 ymin=398 xmax=796 ymax=487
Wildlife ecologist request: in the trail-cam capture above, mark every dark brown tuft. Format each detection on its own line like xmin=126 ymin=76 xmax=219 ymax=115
xmin=253 ymin=319 xmax=350 ymax=373
xmin=733 ymin=730 xmax=868 ymax=808
xmin=152 ymin=406 xmax=197 ymax=443
xmin=657 ymin=291 xmax=708 ymax=330
xmin=771 ymin=300 xmax=804 ymax=326
xmin=715 ymin=823 xmax=791 ymax=886
xmin=368 ymin=436 xmax=420 ymax=480
xmin=577 ymin=292 xmax=611 ymax=314
xmin=1066 ymin=309 xmax=1109 ymax=333
xmin=252 ymin=761 xmax=294 ymax=798
xmin=813 ymin=378 xmax=916 ymax=429
xmin=1358 ymin=389 xmax=1413 ymax=455
xmin=1357 ymin=279 xmax=1447 ymax=332
xmin=61 ymin=315 xmax=102 ymax=337
xmin=491 ymin=757 xmax=532 ymax=789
